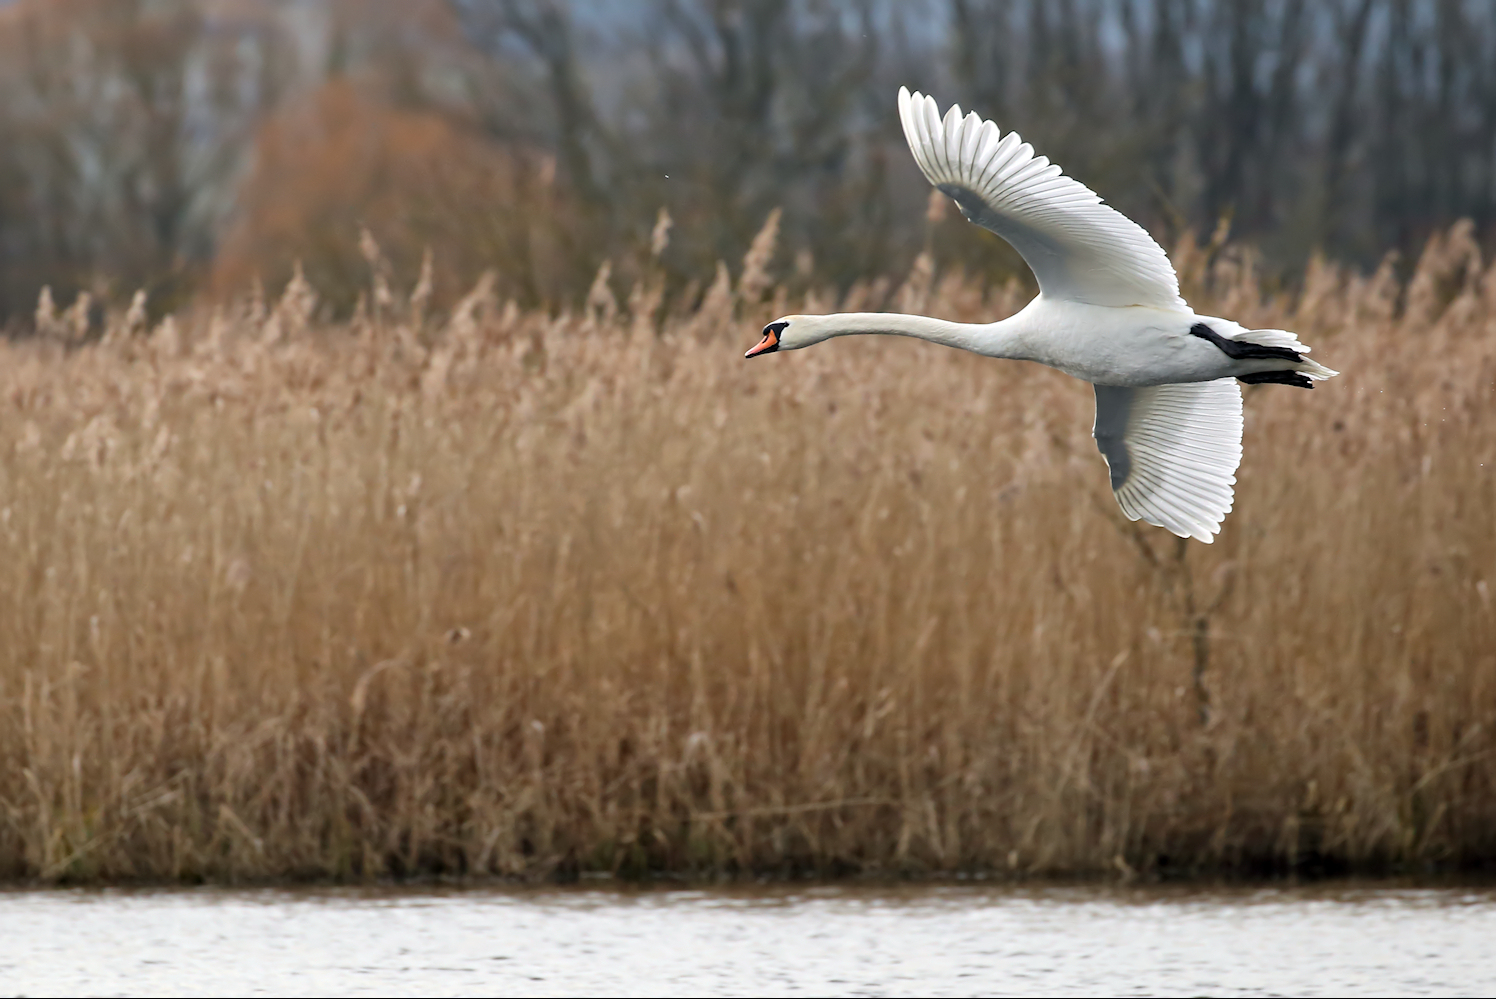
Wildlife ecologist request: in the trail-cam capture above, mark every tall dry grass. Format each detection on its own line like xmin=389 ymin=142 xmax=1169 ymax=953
xmin=1 ymin=222 xmax=1494 ymax=884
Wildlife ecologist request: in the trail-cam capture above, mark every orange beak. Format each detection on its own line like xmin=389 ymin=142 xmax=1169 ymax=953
xmin=744 ymin=328 xmax=780 ymax=358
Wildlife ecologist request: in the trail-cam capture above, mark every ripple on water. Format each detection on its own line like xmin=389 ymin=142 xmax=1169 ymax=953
xmin=3 ymin=881 xmax=1495 ymax=997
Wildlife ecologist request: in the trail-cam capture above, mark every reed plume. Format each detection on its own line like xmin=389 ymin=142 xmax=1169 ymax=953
xmin=0 ymin=224 xmax=1492 ymax=883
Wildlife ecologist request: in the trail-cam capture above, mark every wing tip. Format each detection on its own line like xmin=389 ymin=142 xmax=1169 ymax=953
xmin=1116 ymin=488 xmax=1228 ymax=544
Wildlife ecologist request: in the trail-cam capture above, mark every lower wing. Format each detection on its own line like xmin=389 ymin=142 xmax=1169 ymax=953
xmin=1092 ymin=379 xmax=1244 ymax=543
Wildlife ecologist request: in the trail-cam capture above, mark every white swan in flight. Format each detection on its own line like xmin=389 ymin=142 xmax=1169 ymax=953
xmin=745 ymin=87 xmax=1337 ymax=543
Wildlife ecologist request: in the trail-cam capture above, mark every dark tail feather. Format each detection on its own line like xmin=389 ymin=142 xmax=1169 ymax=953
xmin=1237 ymin=370 xmax=1313 ymax=389
xmin=1190 ymin=322 xmax=1302 ymax=362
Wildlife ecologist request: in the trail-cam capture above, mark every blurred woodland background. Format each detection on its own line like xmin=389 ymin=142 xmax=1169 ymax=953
xmin=1 ymin=0 xmax=1495 ymax=325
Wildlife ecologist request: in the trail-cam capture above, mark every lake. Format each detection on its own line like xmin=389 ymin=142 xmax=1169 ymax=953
xmin=3 ymin=881 xmax=1494 ymax=996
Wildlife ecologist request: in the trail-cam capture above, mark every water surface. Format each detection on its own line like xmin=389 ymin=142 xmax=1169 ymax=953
xmin=3 ymin=881 xmax=1493 ymax=997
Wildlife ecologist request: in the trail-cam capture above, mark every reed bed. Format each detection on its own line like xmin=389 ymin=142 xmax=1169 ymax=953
xmin=1 ymin=223 xmax=1494 ymax=884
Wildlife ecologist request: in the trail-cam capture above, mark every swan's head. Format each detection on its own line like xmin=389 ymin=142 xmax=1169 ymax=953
xmin=743 ymin=316 xmax=834 ymax=358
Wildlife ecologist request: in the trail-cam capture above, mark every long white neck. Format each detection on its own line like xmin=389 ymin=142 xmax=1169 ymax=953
xmin=801 ymin=312 xmax=1032 ymax=360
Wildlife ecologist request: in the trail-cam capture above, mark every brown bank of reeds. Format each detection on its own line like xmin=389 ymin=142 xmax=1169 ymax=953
xmin=1 ymin=222 xmax=1494 ymax=885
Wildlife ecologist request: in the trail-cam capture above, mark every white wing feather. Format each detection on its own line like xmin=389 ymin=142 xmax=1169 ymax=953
xmin=898 ymin=87 xmax=1185 ymax=310
xmin=1092 ymin=380 xmax=1243 ymax=543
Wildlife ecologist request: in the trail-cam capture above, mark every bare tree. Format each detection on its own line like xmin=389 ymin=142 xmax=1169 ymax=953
xmin=2 ymin=0 xmax=1495 ymax=323
xmin=453 ymin=0 xmax=918 ymax=295
xmin=0 ymin=0 xmax=290 ymax=319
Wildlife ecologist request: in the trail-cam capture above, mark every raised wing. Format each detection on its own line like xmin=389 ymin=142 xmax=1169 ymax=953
xmin=898 ymin=87 xmax=1185 ymax=310
xmin=1092 ymin=380 xmax=1243 ymax=543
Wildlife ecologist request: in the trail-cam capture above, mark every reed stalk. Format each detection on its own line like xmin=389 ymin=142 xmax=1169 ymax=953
xmin=0 ymin=222 xmax=1492 ymax=883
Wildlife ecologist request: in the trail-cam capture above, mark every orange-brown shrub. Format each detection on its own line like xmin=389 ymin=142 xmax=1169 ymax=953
xmin=211 ymin=79 xmax=579 ymax=316
xmin=0 ymin=222 xmax=1493 ymax=883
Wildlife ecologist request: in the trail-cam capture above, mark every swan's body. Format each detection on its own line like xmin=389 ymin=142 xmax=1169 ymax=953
xmin=745 ymin=88 xmax=1337 ymax=543
xmin=773 ymin=302 xmax=1310 ymax=387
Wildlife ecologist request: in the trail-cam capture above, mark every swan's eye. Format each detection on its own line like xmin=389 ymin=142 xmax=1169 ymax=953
xmin=745 ymin=321 xmax=789 ymax=359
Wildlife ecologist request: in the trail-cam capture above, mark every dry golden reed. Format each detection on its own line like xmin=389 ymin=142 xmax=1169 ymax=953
xmin=1 ymin=221 xmax=1493 ymax=884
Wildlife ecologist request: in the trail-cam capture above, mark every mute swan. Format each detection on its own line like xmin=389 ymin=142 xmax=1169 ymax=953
xmin=745 ymin=87 xmax=1337 ymax=543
